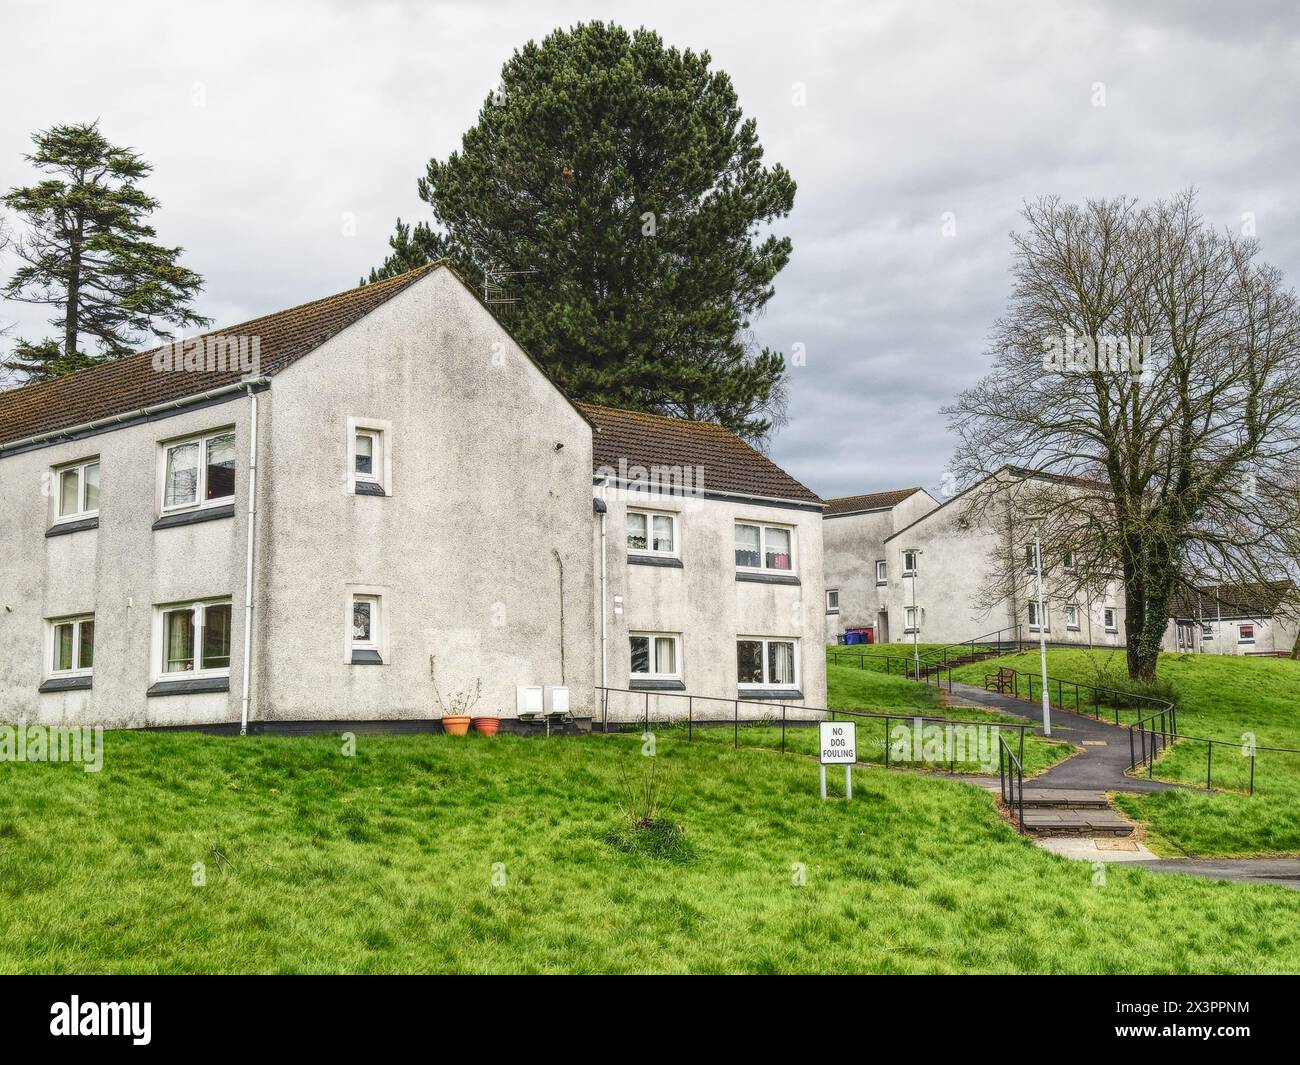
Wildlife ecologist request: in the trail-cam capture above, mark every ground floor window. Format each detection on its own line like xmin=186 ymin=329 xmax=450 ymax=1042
xmin=1103 ymin=607 xmax=1117 ymax=633
xmin=1027 ymin=600 xmax=1049 ymax=631
xmin=737 ymin=637 xmax=798 ymax=689
xmin=1238 ymin=623 xmax=1255 ymax=645
xmin=1064 ymin=605 xmax=1079 ymax=630
xmin=630 ymin=632 xmax=681 ymax=679
xmin=349 ymin=593 xmax=385 ymax=663
xmin=49 ymin=614 xmax=95 ymax=675
xmin=157 ymin=599 xmax=232 ymax=676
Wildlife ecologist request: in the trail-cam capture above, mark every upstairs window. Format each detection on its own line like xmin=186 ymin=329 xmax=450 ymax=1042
xmin=347 ymin=418 xmax=391 ymax=496
xmin=49 ymin=615 xmax=95 ymax=675
xmin=735 ymin=523 xmax=793 ymax=572
xmin=826 ymin=589 xmax=840 ymax=613
xmin=875 ymin=560 xmax=887 ymax=585
xmin=627 ymin=510 xmax=678 ymax=557
xmin=163 ymin=431 xmax=235 ymax=511
xmin=902 ymin=549 xmax=918 ymax=576
xmin=349 ymin=593 xmax=385 ymax=664
xmin=1063 ymin=550 xmax=1076 ymax=572
xmin=1028 ymin=600 xmax=1049 ymax=631
xmin=158 ymin=599 xmax=232 ymax=676
xmin=56 ymin=459 xmax=100 ymax=521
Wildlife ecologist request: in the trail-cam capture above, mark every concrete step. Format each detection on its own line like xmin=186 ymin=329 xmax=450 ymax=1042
xmin=1020 ymin=788 xmax=1110 ymax=809
xmin=1020 ymin=809 xmax=1134 ymax=837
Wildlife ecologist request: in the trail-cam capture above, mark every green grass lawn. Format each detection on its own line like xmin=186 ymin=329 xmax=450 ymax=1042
xmin=948 ymin=648 xmax=1300 ymax=857
xmin=2 ymin=729 xmax=1299 ymax=973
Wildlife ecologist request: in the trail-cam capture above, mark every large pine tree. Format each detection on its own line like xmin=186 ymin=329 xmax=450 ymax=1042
xmin=1 ymin=121 xmax=209 ymax=382
xmin=367 ymin=22 xmax=796 ymax=442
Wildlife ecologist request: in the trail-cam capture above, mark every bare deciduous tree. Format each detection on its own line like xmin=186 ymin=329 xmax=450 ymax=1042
xmin=944 ymin=191 xmax=1300 ymax=681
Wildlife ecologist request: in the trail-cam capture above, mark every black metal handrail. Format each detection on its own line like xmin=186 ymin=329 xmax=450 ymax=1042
xmin=997 ymin=733 xmax=1026 ymax=832
xmin=1127 ymin=708 xmax=1300 ymax=795
xmin=825 ymin=649 xmax=958 ymax=691
xmin=595 ymin=685 xmax=1028 ymax=770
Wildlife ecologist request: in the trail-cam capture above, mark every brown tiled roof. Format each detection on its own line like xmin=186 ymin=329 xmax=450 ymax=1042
xmin=1169 ymin=581 xmax=1295 ymax=620
xmin=0 ymin=265 xmax=436 ymax=448
xmin=580 ymin=402 xmax=822 ymax=505
xmin=824 ymin=487 xmax=923 ymax=516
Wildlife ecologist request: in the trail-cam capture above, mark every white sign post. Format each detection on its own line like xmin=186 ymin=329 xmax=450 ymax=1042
xmin=818 ymin=720 xmax=857 ymax=800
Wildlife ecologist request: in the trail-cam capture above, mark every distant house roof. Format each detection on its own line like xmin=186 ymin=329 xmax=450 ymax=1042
xmin=824 ymin=487 xmax=924 ymax=516
xmin=580 ymin=402 xmax=822 ymax=506
xmin=0 ymin=265 xmax=437 ymax=450
xmin=1170 ymin=581 xmax=1295 ymax=621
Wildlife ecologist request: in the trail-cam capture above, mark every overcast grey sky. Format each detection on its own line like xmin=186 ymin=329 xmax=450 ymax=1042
xmin=2 ymin=0 xmax=1298 ymax=500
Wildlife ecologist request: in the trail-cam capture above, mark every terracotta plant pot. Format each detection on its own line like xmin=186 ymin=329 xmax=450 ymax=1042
xmin=472 ymin=716 xmax=501 ymax=736
xmin=442 ymin=715 xmax=472 ymax=736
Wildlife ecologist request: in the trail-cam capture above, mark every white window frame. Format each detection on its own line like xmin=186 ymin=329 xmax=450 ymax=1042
xmin=1103 ymin=607 xmax=1118 ymax=633
xmin=826 ymin=588 xmax=840 ymax=613
xmin=1064 ymin=604 xmax=1080 ymax=630
xmin=53 ymin=458 xmax=100 ymax=523
xmin=1028 ymin=600 xmax=1049 ymax=632
xmin=46 ymin=613 xmax=95 ymax=678
xmin=626 ymin=508 xmax=679 ymax=559
xmin=629 ymin=631 xmax=682 ymax=681
xmin=902 ymin=549 xmax=918 ymax=576
xmin=344 ymin=586 xmax=389 ymax=664
xmin=159 ymin=428 xmax=236 ymax=513
xmin=1024 ymin=544 xmax=1038 ymax=571
xmin=904 ymin=605 xmax=920 ymax=634
xmin=1238 ymin=623 xmax=1256 ymax=645
xmin=736 ymin=636 xmax=801 ymax=691
xmin=346 ymin=416 xmax=394 ymax=496
xmin=875 ymin=559 xmax=887 ymax=585
xmin=152 ymin=598 xmax=233 ymax=681
xmin=735 ymin=522 xmax=796 ymax=574
xmin=1062 ymin=550 xmax=1076 ymax=572
xmin=1201 ymin=622 xmax=1214 ymax=641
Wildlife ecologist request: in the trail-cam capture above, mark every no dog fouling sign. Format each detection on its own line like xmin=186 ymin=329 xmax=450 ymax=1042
xmin=819 ymin=721 xmax=856 ymax=765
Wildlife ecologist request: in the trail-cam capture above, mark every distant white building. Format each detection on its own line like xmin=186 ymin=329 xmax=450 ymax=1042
xmin=824 ymin=469 xmax=1127 ymax=648
xmin=1163 ymin=583 xmax=1297 ymax=656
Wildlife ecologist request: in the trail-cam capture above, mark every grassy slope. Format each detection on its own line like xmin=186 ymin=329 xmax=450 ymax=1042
xmin=949 ymin=649 xmax=1300 ymax=857
xmin=2 ymin=730 xmax=1298 ymax=973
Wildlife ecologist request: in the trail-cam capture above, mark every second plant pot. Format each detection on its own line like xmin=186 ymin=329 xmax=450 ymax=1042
xmin=472 ymin=716 xmax=501 ymax=736
xmin=441 ymin=715 xmax=472 ymax=736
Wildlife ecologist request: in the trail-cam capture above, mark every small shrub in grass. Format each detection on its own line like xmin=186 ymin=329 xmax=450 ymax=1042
xmin=606 ymin=752 xmax=697 ymax=862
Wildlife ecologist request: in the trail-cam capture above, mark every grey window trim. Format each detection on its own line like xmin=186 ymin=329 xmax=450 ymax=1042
xmin=354 ymin=481 xmax=387 ymax=497
xmin=39 ymin=675 xmax=93 ymax=693
xmin=735 ymin=572 xmax=800 ymax=586
xmin=628 ymin=678 xmax=686 ymax=691
xmin=738 ymin=688 xmax=804 ymax=701
xmin=147 ymin=676 xmax=231 ymax=696
xmin=351 ymin=649 xmax=384 ymax=665
xmin=628 ymin=555 xmax=683 ymax=569
xmin=153 ymin=503 xmax=235 ymax=530
xmin=46 ymin=516 xmax=99 ymax=538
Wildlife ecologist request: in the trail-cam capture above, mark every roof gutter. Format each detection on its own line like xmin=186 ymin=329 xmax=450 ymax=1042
xmin=0 ymin=377 xmax=272 ymax=457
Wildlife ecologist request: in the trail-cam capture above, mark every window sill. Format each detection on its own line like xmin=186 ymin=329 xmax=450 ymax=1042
xmin=628 ymin=555 xmax=683 ymax=569
xmin=354 ymin=481 xmax=387 ymax=497
xmin=351 ymin=650 xmax=384 ymax=665
xmin=153 ymin=503 xmax=235 ymax=530
xmin=738 ymin=688 xmax=804 ymax=701
xmin=736 ymin=571 xmax=800 ymax=586
xmin=629 ymin=678 xmax=686 ymax=691
xmin=826 ymin=609 xmax=840 ymax=615
xmin=147 ymin=676 xmax=230 ymax=696
xmin=39 ymin=675 xmax=93 ymax=693
xmin=875 ymin=581 xmax=887 ymax=587
xmin=46 ymin=516 xmax=99 ymax=538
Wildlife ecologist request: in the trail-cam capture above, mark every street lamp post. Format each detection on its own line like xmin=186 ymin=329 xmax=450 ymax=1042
xmin=1034 ymin=528 xmax=1051 ymax=736
xmin=907 ymin=548 xmax=922 ymax=679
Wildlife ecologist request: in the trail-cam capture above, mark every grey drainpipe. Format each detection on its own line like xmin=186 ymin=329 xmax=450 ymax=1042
xmin=239 ymin=384 xmax=262 ymax=734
